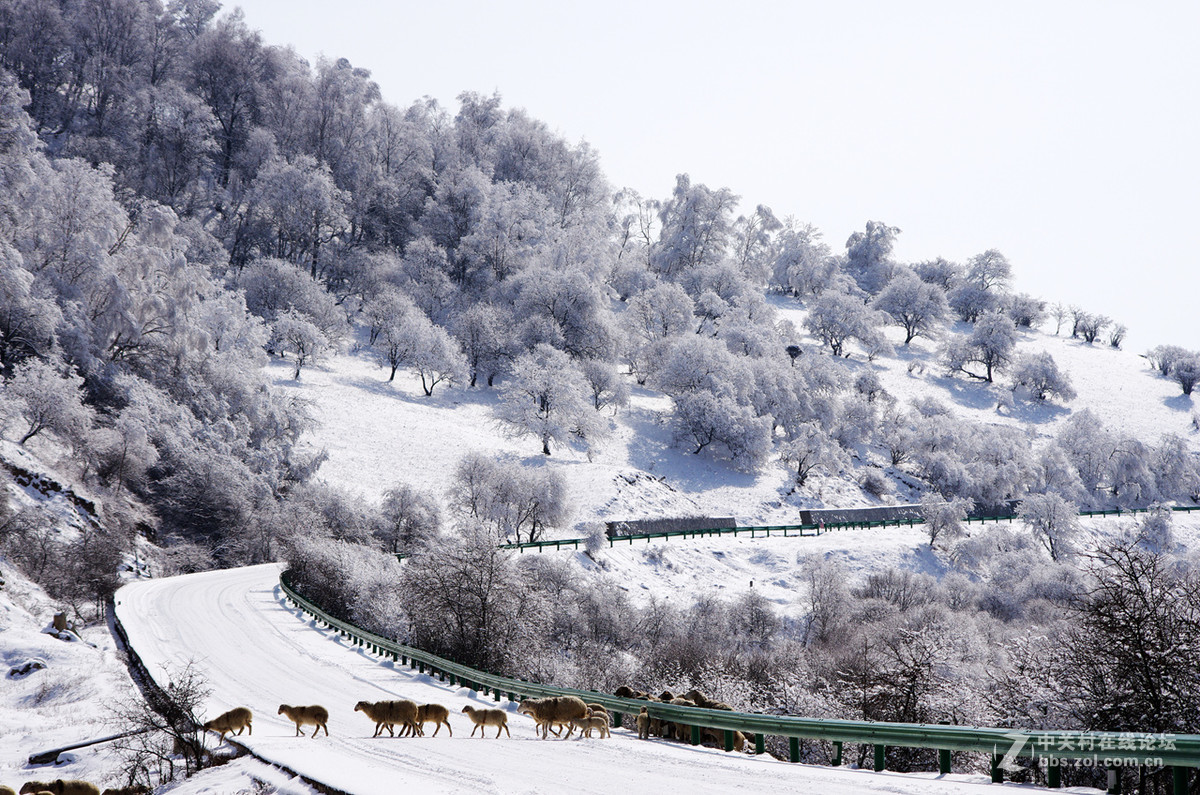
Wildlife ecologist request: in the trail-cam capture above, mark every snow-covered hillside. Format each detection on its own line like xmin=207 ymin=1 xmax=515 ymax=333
xmin=282 ymin=300 xmax=1198 ymax=533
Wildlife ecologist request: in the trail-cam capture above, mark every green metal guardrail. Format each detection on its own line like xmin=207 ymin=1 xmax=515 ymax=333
xmin=489 ymin=505 xmax=1200 ymax=555
xmin=279 ymin=570 xmax=1200 ymax=793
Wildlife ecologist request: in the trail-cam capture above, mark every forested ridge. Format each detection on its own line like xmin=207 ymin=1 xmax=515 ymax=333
xmin=1 ymin=3 xmax=1199 ymax=790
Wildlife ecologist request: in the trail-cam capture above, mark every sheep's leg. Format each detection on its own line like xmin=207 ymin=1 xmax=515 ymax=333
xmin=502 ymin=723 xmax=511 ymax=738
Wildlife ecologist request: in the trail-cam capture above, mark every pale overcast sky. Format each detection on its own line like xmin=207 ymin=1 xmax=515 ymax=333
xmin=229 ymin=0 xmax=1199 ymax=351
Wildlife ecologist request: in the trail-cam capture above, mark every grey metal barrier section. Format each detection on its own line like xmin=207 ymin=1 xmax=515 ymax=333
xmin=280 ymin=570 xmax=1200 ymax=794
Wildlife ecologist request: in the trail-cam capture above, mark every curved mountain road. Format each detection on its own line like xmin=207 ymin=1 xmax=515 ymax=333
xmin=114 ymin=564 xmax=1040 ymax=794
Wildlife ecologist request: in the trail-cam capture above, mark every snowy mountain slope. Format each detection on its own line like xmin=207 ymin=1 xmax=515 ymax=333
xmin=771 ymin=298 xmax=1197 ymax=449
xmin=114 ymin=564 xmax=1088 ymax=795
xmin=287 ymin=306 xmax=1198 ymax=537
xmin=0 ymin=568 xmax=140 ymax=789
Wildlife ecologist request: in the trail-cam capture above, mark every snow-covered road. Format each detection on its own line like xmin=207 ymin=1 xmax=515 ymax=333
xmin=114 ymin=564 xmax=1072 ymax=794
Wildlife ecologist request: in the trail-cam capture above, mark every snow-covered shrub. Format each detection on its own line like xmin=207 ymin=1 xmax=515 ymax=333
xmin=1006 ymin=292 xmax=1045 ymax=329
xmin=671 ymin=389 xmax=772 ymax=472
xmin=859 ymin=467 xmax=892 ymax=499
xmin=1145 ymin=344 xmax=1192 ymax=377
xmin=1172 ymin=356 xmax=1200 ymax=396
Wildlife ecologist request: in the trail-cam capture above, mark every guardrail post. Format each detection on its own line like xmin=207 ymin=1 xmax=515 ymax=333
xmin=991 ymin=755 xmax=1003 ymax=783
xmin=723 ymin=729 xmax=734 ymax=752
xmin=874 ymin=745 xmax=886 ymax=772
xmin=1106 ymin=766 xmax=1120 ymax=794
xmin=1173 ymin=766 xmax=1188 ymax=795
xmin=789 ymin=737 xmax=799 ymax=763
xmin=832 ymin=740 xmax=842 ymax=766
xmin=755 ymin=733 xmax=765 ymax=755
xmin=1047 ymin=760 xmax=1061 ymax=789
xmin=613 ymin=712 xmax=622 ymax=729
xmin=418 ymin=661 xmax=425 ymax=674
xmin=938 ymin=720 xmax=951 ymax=774
xmin=690 ymin=725 xmax=701 ymax=746
xmin=494 ymin=689 xmax=501 ymax=702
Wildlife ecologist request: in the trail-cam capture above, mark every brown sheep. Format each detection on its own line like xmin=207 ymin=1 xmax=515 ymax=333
xmin=701 ymin=726 xmax=747 ymax=752
xmin=585 ymin=703 xmax=609 ymax=720
xmin=203 ymin=706 xmax=252 ymax=740
xmin=20 ymin=783 xmax=99 ymax=795
xmin=666 ymin=696 xmax=698 ymax=741
xmin=613 ymin=685 xmax=637 ymax=698
xmin=517 ymin=696 xmax=589 ymax=739
xmin=636 ymin=706 xmax=651 ymax=739
xmin=353 ymin=699 xmax=418 ymax=738
xmin=415 ymin=703 xmax=452 ymax=737
xmin=277 ymin=704 xmax=329 ymax=737
xmin=569 ymin=714 xmax=611 ymax=738
xmin=1 ymin=786 xmax=16 ymax=795
xmin=100 ymin=788 xmax=150 ymax=795
xmin=461 ymin=705 xmax=510 ymax=738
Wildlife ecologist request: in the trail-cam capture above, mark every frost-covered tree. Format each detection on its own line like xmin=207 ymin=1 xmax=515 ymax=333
xmin=769 ymin=222 xmax=838 ymax=298
xmin=651 ymin=174 xmax=737 ymax=279
xmin=1011 ymin=351 xmax=1076 ymax=402
xmin=780 ymin=423 xmax=845 ymax=489
xmin=947 ymin=249 xmax=1012 ymax=323
xmin=376 ymin=483 xmax=442 ymax=553
xmin=804 ymin=290 xmax=889 ymax=358
xmin=1075 ymin=312 xmax=1111 ymax=345
xmin=1053 ymin=541 xmax=1200 ymax=735
xmin=270 ymin=309 xmax=326 ymax=379
xmin=579 ymin=358 xmax=630 ymax=413
xmin=912 ymin=257 xmax=962 ymax=291
xmin=1154 ymin=434 xmax=1200 ymax=503
xmin=672 ymin=389 xmax=772 ymax=471
xmin=452 ymin=303 xmax=514 ymax=388
xmin=1145 ymin=345 xmax=1191 ymax=377
xmin=244 ymin=154 xmax=348 ymax=272
xmin=449 ymin=452 xmax=570 ymax=543
xmin=1 ymin=356 xmax=93 ymax=445
xmin=1017 ymin=493 xmax=1078 ymax=561
xmin=407 ymin=319 xmax=467 ymax=396
xmin=496 ymin=344 xmax=600 ymax=455
xmin=0 ymin=260 xmax=60 ymax=374
xmin=1056 ymin=409 xmax=1116 ymax=499
xmin=942 ymin=311 xmax=1016 ymax=382
xmin=920 ymin=495 xmax=972 ymax=548
xmin=844 ymin=220 xmax=900 ymax=295
xmin=730 ymin=203 xmax=781 ymax=282
xmin=871 ymin=268 xmax=949 ymax=344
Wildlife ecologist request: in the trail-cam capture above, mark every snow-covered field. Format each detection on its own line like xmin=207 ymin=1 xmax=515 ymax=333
xmin=113 ymin=563 xmax=1092 ymax=794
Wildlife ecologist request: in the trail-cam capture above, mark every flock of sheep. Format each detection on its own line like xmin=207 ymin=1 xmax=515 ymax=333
xmin=203 ymin=694 xmax=617 ymax=744
xmin=2 ymin=688 xmax=742 ymax=795
xmin=0 ymin=782 xmax=146 ymax=795
xmin=616 ymin=686 xmax=750 ymax=753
